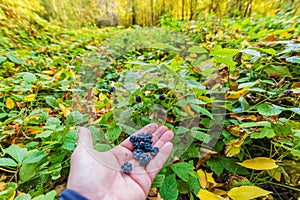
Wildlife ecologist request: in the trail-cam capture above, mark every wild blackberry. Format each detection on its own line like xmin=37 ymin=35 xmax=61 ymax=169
xmin=141 ymin=142 xmax=153 ymax=152
xmin=136 ymin=95 xmax=142 ymax=102
xmin=284 ymin=89 xmax=293 ymax=95
xmin=109 ymin=87 xmax=115 ymax=93
xmin=121 ymin=162 xmax=132 ymax=174
xmin=150 ymin=147 xmax=159 ymax=157
xmin=133 ymin=141 xmax=141 ymax=149
xmin=129 ymin=135 xmax=137 ymax=143
xmin=159 ymin=94 xmax=165 ymax=100
xmin=138 ymin=153 xmax=151 ymax=167
xmin=145 ymin=132 xmax=153 ymax=140
xmin=133 ymin=149 xmax=143 ymax=160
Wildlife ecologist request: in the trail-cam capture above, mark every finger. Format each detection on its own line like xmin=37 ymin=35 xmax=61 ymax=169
xmin=152 ymin=129 xmax=173 ymax=147
xmin=151 ymin=126 xmax=169 ymax=144
xmin=119 ymin=123 xmax=158 ymax=151
xmin=76 ymin=127 xmax=94 ymax=150
xmin=146 ymin=142 xmax=173 ymax=181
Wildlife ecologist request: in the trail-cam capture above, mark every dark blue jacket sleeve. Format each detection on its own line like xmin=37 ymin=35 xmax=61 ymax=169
xmin=59 ymin=189 xmax=89 ymax=200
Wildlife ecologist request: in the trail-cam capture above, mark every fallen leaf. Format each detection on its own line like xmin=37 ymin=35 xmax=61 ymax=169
xmin=227 ymin=125 xmax=246 ymax=136
xmin=8 ymin=191 xmax=16 ymax=200
xmin=238 ymin=157 xmax=278 ymax=170
xmin=267 ymin=169 xmax=281 ymax=182
xmin=213 ymin=189 xmax=227 ymax=196
xmin=226 ymin=89 xmax=249 ymax=99
xmin=225 ymin=136 xmax=246 ymax=157
xmin=59 ymin=103 xmax=72 ymax=117
xmin=6 ymin=97 xmax=15 ymax=109
xmin=197 ymin=169 xmax=207 ymax=188
xmin=0 ymin=182 xmax=7 ymax=191
xmin=230 ymin=113 xmax=258 ymax=122
xmin=197 ymin=189 xmax=224 ymax=200
xmin=24 ymin=94 xmax=37 ymax=102
xmin=228 ymin=186 xmax=272 ymax=200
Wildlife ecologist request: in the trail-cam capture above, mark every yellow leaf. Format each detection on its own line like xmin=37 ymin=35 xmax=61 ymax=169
xmin=228 ymin=186 xmax=272 ymax=200
xmin=197 ymin=169 xmax=207 ymax=188
xmin=280 ymin=32 xmax=293 ymax=38
xmin=8 ymin=190 xmax=16 ymax=200
xmin=267 ymin=169 xmax=281 ymax=182
xmin=213 ymin=189 xmax=227 ymax=196
xmin=197 ymin=189 xmax=224 ymax=200
xmin=6 ymin=97 xmax=15 ymax=109
xmin=225 ymin=135 xmax=247 ymax=157
xmin=24 ymin=94 xmax=36 ymax=102
xmin=70 ymin=69 xmax=76 ymax=79
xmin=226 ymin=89 xmax=249 ymax=99
xmin=59 ymin=103 xmax=71 ymax=117
xmin=237 ymin=157 xmax=278 ymax=170
xmin=206 ymin=172 xmax=216 ymax=185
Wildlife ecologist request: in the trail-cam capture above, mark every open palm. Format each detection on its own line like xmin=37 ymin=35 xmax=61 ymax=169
xmin=66 ymin=123 xmax=174 ymax=200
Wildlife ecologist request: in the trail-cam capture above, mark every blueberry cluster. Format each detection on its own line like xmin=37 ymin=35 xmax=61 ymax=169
xmin=121 ymin=132 xmax=159 ymax=174
xmin=130 ymin=132 xmax=159 ymax=167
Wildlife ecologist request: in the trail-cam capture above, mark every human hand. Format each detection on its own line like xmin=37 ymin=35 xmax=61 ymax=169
xmin=66 ymin=123 xmax=174 ymax=200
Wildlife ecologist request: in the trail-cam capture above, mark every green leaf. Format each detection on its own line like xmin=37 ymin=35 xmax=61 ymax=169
xmin=213 ymin=55 xmax=237 ymax=67
xmin=171 ymin=162 xmax=195 ymax=182
xmin=19 ymin=162 xmax=40 ymax=182
xmin=45 ymin=96 xmax=59 ymax=108
xmin=62 ymin=130 xmax=78 ymax=151
xmin=0 ymin=182 xmax=17 ymax=199
xmin=32 ymin=190 xmax=57 ymax=200
xmin=191 ymin=129 xmax=210 ymax=143
xmin=238 ymin=81 xmax=258 ymax=89
xmin=14 ymin=194 xmax=31 ymax=200
xmin=286 ymin=56 xmax=300 ymax=64
xmin=256 ymin=104 xmax=282 ymax=116
xmin=258 ymin=48 xmax=276 ymax=55
xmin=191 ymin=104 xmax=212 ymax=119
xmin=4 ymin=144 xmax=27 ymax=164
xmin=151 ymin=174 xmax=165 ymax=188
xmin=0 ymin=158 xmax=18 ymax=167
xmin=287 ymin=107 xmax=300 ymax=115
xmin=105 ymin=123 xmax=122 ymax=142
xmin=22 ymin=72 xmax=37 ymax=83
xmin=160 ymin=174 xmax=178 ymax=200
xmin=264 ymin=65 xmax=292 ymax=77
xmin=207 ymin=156 xmax=248 ymax=176
xmin=251 ymin=127 xmax=275 ymax=139
xmin=23 ymin=150 xmax=47 ymax=164
xmin=210 ymin=45 xmax=239 ymax=58
xmin=0 ymin=55 xmax=7 ymax=64
xmin=177 ymin=180 xmax=191 ymax=194
xmin=7 ymin=54 xmax=27 ymax=65
xmin=240 ymin=121 xmax=271 ymax=128
xmin=188 ymin=46 xmax=207 ymax=54
xmin=0 ymin=113 xmax=7 ymax=119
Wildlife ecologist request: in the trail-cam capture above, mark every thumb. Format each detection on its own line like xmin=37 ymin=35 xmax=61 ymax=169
xmin=76 ymin=127 xmax=94 ymax=150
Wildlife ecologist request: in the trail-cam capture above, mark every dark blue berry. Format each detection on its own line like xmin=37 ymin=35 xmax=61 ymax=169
xmin=121 ymin=162 xmax=132 ymax=174
xmin=141 ymin=142 xmax=153 ymax=152
xmin=129 ymin=135 xmax=137 ymax=143
xmin=136 ymin=96 xmax=142 ymax=102
xmin=133 ymin=149 xmax=143 ymax=160
xmin=145 ymin=132 xmax=153 ymax=140
xmin=109 ymin=87 xmax=115 ymax=93
xmin=138 ymin=153 xmax=151 ymax=167
xmin=159 ymin=94 xmax=165 ymax=100
xmin=133 ymin=141 xmax=141 ymax=149
xmin=284 ymin=89 xmax=293 ymax=95
xmin=150 ymin=147 xmax=159 ymax=157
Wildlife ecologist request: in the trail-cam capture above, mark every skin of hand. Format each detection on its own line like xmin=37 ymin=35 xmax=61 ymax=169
xmin=66 ymin=123 xmax=174 ymax=200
